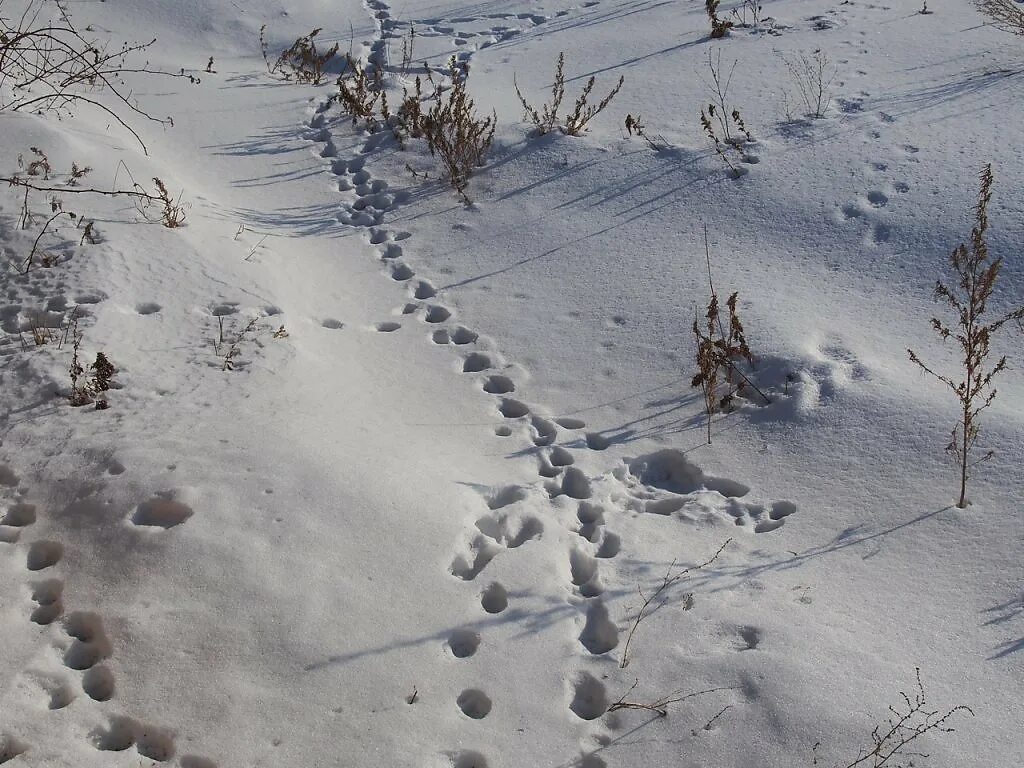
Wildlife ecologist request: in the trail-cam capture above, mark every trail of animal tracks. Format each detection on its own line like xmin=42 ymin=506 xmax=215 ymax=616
xmin=1 ymin=0 xmax=1022 ymax=766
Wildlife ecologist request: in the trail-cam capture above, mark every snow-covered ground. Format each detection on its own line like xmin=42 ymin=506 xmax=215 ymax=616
xmin=1 ymin=0 xmax=1022 ymax=766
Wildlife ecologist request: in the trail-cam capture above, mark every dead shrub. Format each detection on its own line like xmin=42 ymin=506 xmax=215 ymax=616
xmin=515 ymin=52 xmax=623 ymax=136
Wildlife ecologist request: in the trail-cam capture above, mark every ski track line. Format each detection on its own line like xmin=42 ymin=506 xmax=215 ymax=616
xmin=0 ymin=469 xmax=217 ymax=767
xmin=303 ymin=1 xmax=801 ymax=764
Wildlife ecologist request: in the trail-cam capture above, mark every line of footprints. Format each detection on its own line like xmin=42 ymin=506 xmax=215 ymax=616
xmin=0 ymin=472 xmax=215 ymax=767
xmin=301 ymin=3 xmax=796 ymax=762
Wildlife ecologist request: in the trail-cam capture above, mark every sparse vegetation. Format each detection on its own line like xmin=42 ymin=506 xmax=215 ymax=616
xmin=67 ymin=321 xmax=116 ymax=409
xmin=261 ymin=25 xmax=339 ymax=84
xmin=815 ymin=669 xmax=973 ymax=768
xmin=335 ymin=54 xmax=387 ymax=129
xmin=908 ymin=165 xmax=1024 ymax=508
xmin=706 ymin=0 xmax=734 ymax=38
xmin=691 ymin=229 xmax=767 ymax=443
xmin=0 ymin=0 xmax=193 ymax=153
xmin=701 ymin=51 xmax=754 ymax=176
xmin=608 ymin=679 xmax=731 ymax=717
xmin=515 ymin=52 xmax=624 ymax=137
xmin=780 ymin=49 xmax=836 ymax=120
xmin=422 ymin=59 xmax=495 ymax=201
xmin=976 ymin=0 xmax=1024 ymax=34
xmin=213 ymin=316 xmax=260 ymax=371
xmin=620 ymin=539 xmax=731 ymax=668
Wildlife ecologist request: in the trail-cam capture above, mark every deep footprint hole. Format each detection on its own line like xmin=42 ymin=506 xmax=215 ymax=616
xmin=132 ymin=498 xmax=193 ymax=529
xmin=457 ymin=689 xmax=493 ymax=719
xmin=480 ymin=582 xmax=508 ymax=614
xmin=447 ymin=629 xmax=481 ymax=658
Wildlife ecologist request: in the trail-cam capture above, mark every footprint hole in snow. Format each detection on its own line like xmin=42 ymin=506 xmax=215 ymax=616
xmin=179 ymin=757 xmax=218 ymax=768
xmin=135 ymin=302 xmax=161 ymax=315
xmin=321 ymin=318 xmax=344 ymax=330
xmin=375 ymin=321 xmax=401 ymax=332
xmin=450 ymin=326 xmax=478 ymax=345
xmin=596 ymin=532 xmax=621 ymax=559
xmin=498 ymin=398 xmax=529 ymax=419
xmin=463 ymin=353 xmax=492 ymax=373
xmin=83 ymin=665 xmax=115 ymax=701
xmin=561 ymin=467 xmax=592 ymax=500
xmin=31 ymin=601 xmax=63 ymax=625
xmin=0 ymin=734 xmax=29 ymax=763
xmin=136 ymin=726 xmax=176 ymax=762
xmin=770 ymin=500 xmax=797 ymax=520
xmin=569 ymin=672 xmax=608 ymax=720
xmin=27 ymin=540 xmax=63 ymax=570
xmin=569 ymin=549 xmax=598 ymax=586
xmin=452 ymin=750 xmax=490 ymax=768
xmin=390 ymin=262 xmax=414 ymax=281
xmin=1 ymin=503 xmax=35 ymax=526
xmin=412 ymin=280 xmax=436 ymax=300
xmin=549 ymin=446 xmax=574 ymax=466
xmin=482 ymin=375 xmax=513 ymax=394
xmin=738 ymin=625 xmax=762 ymax=650
xmin=0 ymin=465 xmax=19 ymax=486
xmin=480 ymin=582 xmax=509 ymax=614
xmin=91 ymin=717 xmax=135 ymax=752
xmin=424 ymin=305 xmax=451 ymax=323
xmin=555 ymin=417 xmax=586 ymax=430
xmin=486 ymin=485 xmax=527 ymax=510
xmin=447 ymin=629 xmax=481 ymax=658
xmin=457 ymin=689 xmax=493 ymax=719
xmin=132 ymin=497 xmax=193 ymax=529
xmin=579 ymin=601 xmax=619 ymax=655
xmin=47 ymin=682 xmax=76 ymax=710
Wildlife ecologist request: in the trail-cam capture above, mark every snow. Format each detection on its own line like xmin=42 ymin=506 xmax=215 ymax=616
xmin=1 ymin=0 xmax=1022 ymax=766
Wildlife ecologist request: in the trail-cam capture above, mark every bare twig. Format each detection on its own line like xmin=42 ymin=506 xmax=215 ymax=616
xmin=620 ymin=539 xmax=731 ymax=668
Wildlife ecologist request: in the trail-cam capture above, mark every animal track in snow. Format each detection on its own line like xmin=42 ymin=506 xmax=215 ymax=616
xmin=375 ymin=321 xmax=402 ymax=332
xmin=600 ymin=450 xmax=796 ymax=534
xmin=0 ymin=734 xmax=29 ymax=763
xmin=579 ymin=601 xmax=618 ymax=655
xmin=36 ymin=674 xmax=77 ymax=709
xmin=83 ymin=665 xmax=116 ymax=701
xmin=447 ymin=629 xmax=481 ymax=658
xmin=2 ymin=503 xmax=36 ymax=526
xmin=569 ymin=672 xmax=608 ymax=720
xmin=0 ymin=465 xmax=19 ymax=486
xmin=475 ymin=511 xmax=543 ymax=549
xmin=480 ymin=582 xmax=508 ymax=614
xmin=576 ymin=502 xmax=605 ymax=542
xmin=132 ymin=496 xmax=193 ymax=529
xmin=30 ymin=578 xmax=64 ymax=624
xmin=498 ymin=398 xmax=530 ymax=419
xmin=26 ymin=540 xmax=63 ymax=570
xmin=737 ymin=625 xmax=763 ymax=650
xmin=463 ymin=352 xmax=493 ymax=373
xmin=424 ymin=305 xmax=452 ymax=323
xmin=569 ymin=549 xmax=602 ymax=597
xmin=91 ymin=716 xmax=176 ymax=761
xmin=450 ymin=535 xmax=501 ymax=581
xmin=451 ymin=750 xmax=490 ymax=768
xmin=482 ymin=374 xmax=514 ymax=394
xmin=62 ymin=612 xmax=113 ymax=670
xmin=485 ymin=485 xmax=528 ymax=510
xmin=556 ymin=467 xmax=592 ymax=500
xmin=457 ymin=689 xmax=493 ymax=719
